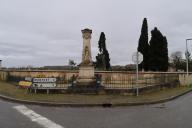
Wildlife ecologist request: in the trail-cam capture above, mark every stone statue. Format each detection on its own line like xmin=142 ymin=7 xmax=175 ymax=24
xmin=83 ymin=46 xmax=90 ymax=63
xmin=80 ymin=28 xmax=92 ymax=66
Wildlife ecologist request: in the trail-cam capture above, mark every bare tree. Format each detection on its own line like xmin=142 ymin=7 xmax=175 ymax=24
xmin=170 ymin=51 xmax=184 ymax=71
xmin=171 ymin=51 xmax=182 ymax=62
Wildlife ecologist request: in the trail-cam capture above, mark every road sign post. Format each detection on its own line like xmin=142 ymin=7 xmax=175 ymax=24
xmin=132 ymin=51 xmax=143 ymax=96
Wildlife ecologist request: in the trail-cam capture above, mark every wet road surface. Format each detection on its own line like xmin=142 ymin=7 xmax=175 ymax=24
xmin=1 ymin=92 xmax=192 ymax=128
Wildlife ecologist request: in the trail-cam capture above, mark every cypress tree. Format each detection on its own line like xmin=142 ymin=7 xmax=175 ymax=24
xmin=95 ymin=53 xmax=103 ymax=69
xmin=162 ymin=37 xmax=169 ymax=71
xmin=98 ymin=32 xmax=106 ymax=53
xmin=96 ymin=32 xmax=111 ymax=70
xmin=103 ymin=49 xmax=111 ymax=70
xmin=148 ymin=27 xmax=169 ymax=71
xmin=137 ymin=18 xmax=149 ymax=71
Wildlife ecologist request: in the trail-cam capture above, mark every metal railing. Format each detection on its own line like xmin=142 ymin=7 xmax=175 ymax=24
xmin=7 ymin=73 xmax=179 ymax=90
xmin=102 ymin=74 xmax=179 ymax=89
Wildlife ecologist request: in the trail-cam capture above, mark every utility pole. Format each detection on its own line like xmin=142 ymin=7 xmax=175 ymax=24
xmin=186 ymin=39 xmax=192 ymax=76
xmin=0 ymin=60 xmax=2 ymax=69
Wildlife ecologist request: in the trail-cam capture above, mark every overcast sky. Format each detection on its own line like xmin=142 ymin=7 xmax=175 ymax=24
xmin=0 ymin=0 xmax=192 ymax=67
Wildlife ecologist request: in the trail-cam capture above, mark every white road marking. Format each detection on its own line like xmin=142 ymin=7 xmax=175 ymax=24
xmin=13 ymin=105 xmax=64 ymax=128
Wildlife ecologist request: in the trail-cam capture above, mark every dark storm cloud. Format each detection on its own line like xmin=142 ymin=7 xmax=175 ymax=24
xmin=0 ymin=0 xmax=192 ymax=67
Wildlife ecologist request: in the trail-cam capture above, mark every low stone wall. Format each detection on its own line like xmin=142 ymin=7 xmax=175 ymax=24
xmin=179 ymin=74 xmax=192 ymax=85
xmin=5 ymin=70 xmax=78 ymax=83
xmin=0 ymin=70 xmax=8 ymax=81
xmin=0 ymin=70 xmax=192 ymax=86
xmin=8 ymin=70 xmax=78 ymax=79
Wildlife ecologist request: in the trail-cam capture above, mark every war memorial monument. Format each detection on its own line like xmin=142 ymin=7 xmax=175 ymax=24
xmin=76 ymin=28 xmax=96 ymax=86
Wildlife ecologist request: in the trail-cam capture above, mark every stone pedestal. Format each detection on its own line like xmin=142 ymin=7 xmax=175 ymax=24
xmin=77 ymin=65 xmax=96 ymax=86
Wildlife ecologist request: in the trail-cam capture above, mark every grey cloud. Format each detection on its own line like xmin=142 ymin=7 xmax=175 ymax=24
xmin=0 ymin=0 xmax=192 ymax=67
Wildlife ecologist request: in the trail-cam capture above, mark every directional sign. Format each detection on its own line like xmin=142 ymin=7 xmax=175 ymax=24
xmin=32 ymin=83 xmax=57 ymax=88
xmin=32 ymin=78 xmax=57 ymax=88
xmin=33 ymin=78 xmax=57 ymax=83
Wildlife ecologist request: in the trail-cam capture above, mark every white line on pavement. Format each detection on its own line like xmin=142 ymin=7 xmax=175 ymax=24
xmin=13 ymin=105 xmax=64 ymax=128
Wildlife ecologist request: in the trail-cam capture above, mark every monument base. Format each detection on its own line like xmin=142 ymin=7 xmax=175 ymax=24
xmin=76 ymin=65 xmax=96 ymax=86
xmin=67 ymin=85 xmax=105 ymax=94
xmin=68 ymin=65 xmax=105 ymax=94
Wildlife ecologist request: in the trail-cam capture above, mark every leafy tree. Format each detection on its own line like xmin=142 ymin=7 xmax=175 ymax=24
xmin=138 ymin=18 xmax=149 ymax=70
xmin=148 ymin=27 xmax=169 ymax=71
xmin=68 ymin=59 xmax=76 ymax=66
xmin=96 ymin=32 xmax=111 ymax=70
xmin=68 ymin=59 xmax=76 ymax=70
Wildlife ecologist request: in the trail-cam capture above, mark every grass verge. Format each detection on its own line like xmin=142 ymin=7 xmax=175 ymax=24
xmin=0 ymin=81 xmax=191 ymax=104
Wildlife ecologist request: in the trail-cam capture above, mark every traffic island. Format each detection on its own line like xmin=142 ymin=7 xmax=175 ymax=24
xmin=0 ymin=81 xmax=191 ymax=107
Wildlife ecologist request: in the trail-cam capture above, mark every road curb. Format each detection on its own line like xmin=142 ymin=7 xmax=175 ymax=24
xmin=0 ymin=88 xmax=192 ymax=107
xmin=112 ymin=88 xmax=192 ymax=107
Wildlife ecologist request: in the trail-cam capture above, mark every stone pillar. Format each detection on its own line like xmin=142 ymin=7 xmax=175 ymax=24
xmin=77 ymin=28 xmax=96 ymax=86
xmin=81 ymin=29 xmax=93 ymax=65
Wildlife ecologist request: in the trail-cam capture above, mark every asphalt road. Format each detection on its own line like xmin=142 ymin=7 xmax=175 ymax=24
xmin=1 ymin=92 xmax=192 ymax=128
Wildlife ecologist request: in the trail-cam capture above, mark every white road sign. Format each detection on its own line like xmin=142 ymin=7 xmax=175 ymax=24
xmin=32 ymin=83 xmax=57 ymax=88
xmin=132 ymin=52 xmax=143 ymax=64
xmin=33 ymin=78 xmax=57 ymax=83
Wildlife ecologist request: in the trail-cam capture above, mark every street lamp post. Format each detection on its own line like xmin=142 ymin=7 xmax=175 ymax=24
xmin=186 ymin=38 xmax=192 ymax=76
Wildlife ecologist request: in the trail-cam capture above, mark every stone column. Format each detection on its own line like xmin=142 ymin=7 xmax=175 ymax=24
xmin=81 ymin=29 xmax=93 ymax=66
xmin=77 ymin=28 xmax=96 ymax=86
